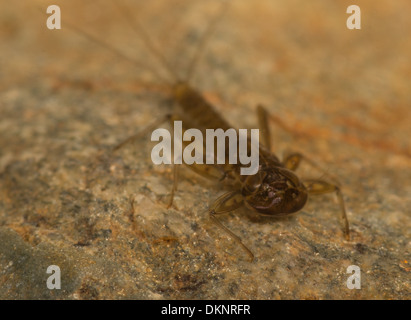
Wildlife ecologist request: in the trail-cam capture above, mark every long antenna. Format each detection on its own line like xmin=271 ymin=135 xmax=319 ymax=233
xmin=112 ymin=0 xmax=180 ymax=83
xmin=185 ymin=0 xmax=229 ymax=83
xmin=40 ymin=7 xmax=171 ymax=85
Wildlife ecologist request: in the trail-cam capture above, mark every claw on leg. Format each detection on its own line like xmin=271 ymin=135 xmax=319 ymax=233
xmin=304 ymin=179 xmax=350 ymax=241
xmin=208 ymin=192 xmax=254 ymax=262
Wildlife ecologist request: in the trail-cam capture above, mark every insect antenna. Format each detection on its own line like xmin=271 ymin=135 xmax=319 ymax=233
xmin=40 ymin=7 xmax=171 ymax=86
xmin=111 ymin=0 xmax=180 ymax=83
xmin=185 ymin=0 xmax=230 ymax=83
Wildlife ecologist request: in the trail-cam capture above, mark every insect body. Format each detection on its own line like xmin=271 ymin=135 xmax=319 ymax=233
xmin=68 ymin=1 xmax=350 ymax=261
xmin=173 ymin=82 xmax=309 ymax=218
xmin=164 ymin=80 xmax=350 ymax=260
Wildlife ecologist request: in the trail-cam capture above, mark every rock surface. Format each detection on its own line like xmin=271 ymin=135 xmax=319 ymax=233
xmin=0 ymin=0 xmax=410 ymax=299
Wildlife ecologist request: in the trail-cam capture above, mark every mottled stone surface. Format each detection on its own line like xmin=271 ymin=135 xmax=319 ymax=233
xmin=0 ymin=0 xmax=410 ymax=299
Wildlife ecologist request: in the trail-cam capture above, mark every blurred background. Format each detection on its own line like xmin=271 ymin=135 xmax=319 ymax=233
xmin=0 ymin=0 xmax=410 ymax=299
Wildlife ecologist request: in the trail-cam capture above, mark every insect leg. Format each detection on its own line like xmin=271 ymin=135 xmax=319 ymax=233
xmin=256 ymin=104 xmax=273 ymax=151
xmin=208 ymin=191 xmax=254 ymax=261
xmin=303 ymin=179 xmax=350 ymax=241
xmin=112 ymin=114 xmax=172 ymax=152
xmin=282 ymin=152 xmax=341 ymax=185
xmin=112 ymin=113 xmax=183 ymax=208
xmin=167 ymin=163 xmax=179 ymax=208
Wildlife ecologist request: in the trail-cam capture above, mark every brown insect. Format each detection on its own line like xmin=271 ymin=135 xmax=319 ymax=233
xmin=65 ymin=1 xmax=350 ymax=261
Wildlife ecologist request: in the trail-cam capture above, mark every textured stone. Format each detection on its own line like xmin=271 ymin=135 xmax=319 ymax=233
xmin=0 ymin=0 xmax=409 ymax=299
